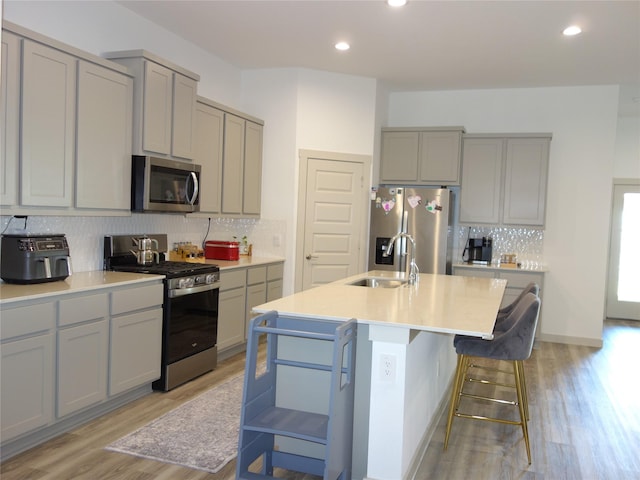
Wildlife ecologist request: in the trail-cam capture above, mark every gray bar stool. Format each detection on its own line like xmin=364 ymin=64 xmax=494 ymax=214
xmin=494 ymin=282 xmax=539 ymax=333
xmin=443 ymin=292 xmax=541 ymax=464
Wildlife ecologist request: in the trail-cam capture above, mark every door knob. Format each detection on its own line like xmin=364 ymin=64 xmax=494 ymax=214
xmin=306 ymin=254 xmax=318 ymax=260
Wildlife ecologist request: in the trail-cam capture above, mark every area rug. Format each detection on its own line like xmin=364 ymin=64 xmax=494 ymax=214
xmin=106 ymin=373 xmax=245 ymax=474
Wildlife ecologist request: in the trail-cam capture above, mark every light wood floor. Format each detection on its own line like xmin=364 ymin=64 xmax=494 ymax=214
xmin=1 ymin=320 xmax=638 ymax=479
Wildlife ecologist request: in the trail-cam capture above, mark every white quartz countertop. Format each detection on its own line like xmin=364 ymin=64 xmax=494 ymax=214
xmin=253 ymin=270 xmax=507 ymax=339
xmin=203 ymin=256 xmax=284 ymax=271
xmin=0 ymin=271 xmax=164 ymax=304
xmin=453 ymin=262 xmax=548 ymax=273
xmin=0 ymin=257 xmax=284 ymax=305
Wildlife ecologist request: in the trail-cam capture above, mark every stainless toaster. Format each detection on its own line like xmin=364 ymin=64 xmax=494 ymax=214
xmin=1 ymin=233 xmax=72 ymax=284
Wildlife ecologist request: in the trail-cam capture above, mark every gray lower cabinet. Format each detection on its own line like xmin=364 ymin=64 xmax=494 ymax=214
xmin=0 ymin=302 xmax=56 ymax=443
xmin=0 ymin=280 xmax=162 ymax=452
xmin=218 ymin=269 xmax=247 ymax=352
xmin=267 ymin=262 xmax=285 ymax=302
xmin=217 ymin=262 xmax=284 ymax=354
xmin=109 ymin=285 xmax=163 ymax=396
xmin=57 ymin=293 xmax=109 ymax=418
xmin=246 ymin=266 xmax=268 ymax=339
xmin=246 ymin=263 xmax=285 ymax=337
xmin=460 ymin=135 xmax=551 ymax=226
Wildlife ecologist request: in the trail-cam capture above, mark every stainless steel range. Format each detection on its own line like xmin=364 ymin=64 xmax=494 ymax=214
xmin=104 ymin=234 xmax=220 ymax=391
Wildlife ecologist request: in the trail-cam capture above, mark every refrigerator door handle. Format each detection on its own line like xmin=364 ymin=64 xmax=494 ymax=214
xmin=400 ymin=210 xmax=409 ymax=256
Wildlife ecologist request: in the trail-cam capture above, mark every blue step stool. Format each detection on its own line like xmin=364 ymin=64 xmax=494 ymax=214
xmin=236 ymin=311 xmax=357 ymax=480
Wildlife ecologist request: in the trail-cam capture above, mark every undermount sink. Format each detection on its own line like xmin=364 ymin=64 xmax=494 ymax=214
xmin=347 ymin=277 xmax=407 ymax=288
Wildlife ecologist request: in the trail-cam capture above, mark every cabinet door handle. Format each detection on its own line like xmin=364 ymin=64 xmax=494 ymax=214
xmin=306 ymin=254 xmax=318 ymax=260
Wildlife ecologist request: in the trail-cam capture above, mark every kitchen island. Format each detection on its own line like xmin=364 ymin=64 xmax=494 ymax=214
xmin=253 ymin=270 xmax=506 ymax=480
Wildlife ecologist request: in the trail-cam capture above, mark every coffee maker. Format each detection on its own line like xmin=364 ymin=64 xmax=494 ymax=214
xmin=464 ymin=237 xmax=493 ymax=265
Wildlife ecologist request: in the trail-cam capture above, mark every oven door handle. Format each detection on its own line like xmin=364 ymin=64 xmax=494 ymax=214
xmin=168 ymin=281 xmax=220 ymax=298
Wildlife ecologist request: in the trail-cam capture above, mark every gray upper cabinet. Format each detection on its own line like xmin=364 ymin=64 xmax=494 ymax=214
xmin=1 ymin=31 xmax=20 ymax=206
xmin=243 ymin=120 xmax=263 ymax=216
xmin=171 ymin=73 xmax=198 ymax=159
xmin=195 ymin=100 xmax=224 ymax=213
xmin=460 ymin=134 xmax=551 ymax=226
xmin=195 ymin=97 xmax=264 ymax=218
xmin=459 ymin=138 xmax=503 ymax=224
xmin=503 ymin=138 xmax=550 ymax=225
xmin=222 ymin=113 xmax=246 ymax=215
xmin=2 ymin=21 xmax=134 ymax=215
xmin=104 ymin=50 xmax=200 ymax=161
xmin=141 ymin=60 xmax=173 ymax=155
xmin=76 ymin=61 xmax=133 ymax=210
xmin=380 ymin=131 xmax=420 ymax=182
xmin=21 ymin=39 xmax=76 ymax=207
xmin=380 ymin=128 xmax=464 ymax=185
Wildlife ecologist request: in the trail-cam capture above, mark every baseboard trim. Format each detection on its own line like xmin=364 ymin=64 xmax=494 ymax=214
xmin=538 ymin=333 xmax=603 ymax=348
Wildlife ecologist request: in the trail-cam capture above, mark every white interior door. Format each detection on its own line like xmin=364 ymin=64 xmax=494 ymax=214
xmin=296 ymin=151 xmax=369 ymax=291
xmin=606 ymin=182 xmax=640 ymax=320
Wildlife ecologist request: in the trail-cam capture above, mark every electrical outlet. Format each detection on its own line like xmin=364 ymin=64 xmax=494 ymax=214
xmin=380 ymin=353 xmax=396 ymax=382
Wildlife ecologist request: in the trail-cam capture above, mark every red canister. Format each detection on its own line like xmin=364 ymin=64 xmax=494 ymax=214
xmin=205 ymin=241 xmax=240 ymax=261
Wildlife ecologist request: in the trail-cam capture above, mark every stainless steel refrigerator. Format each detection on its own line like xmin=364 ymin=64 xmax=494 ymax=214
xmin=368 ymin=186 xmax=454 ymax=275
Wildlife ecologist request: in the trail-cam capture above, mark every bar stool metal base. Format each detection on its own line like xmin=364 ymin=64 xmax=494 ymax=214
xmin=443 ymin=353 xmax=532 ymax=464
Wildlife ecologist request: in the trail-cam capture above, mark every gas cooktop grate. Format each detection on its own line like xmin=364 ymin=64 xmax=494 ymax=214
xmin=110 ymin=261 xmax=218 ymax=277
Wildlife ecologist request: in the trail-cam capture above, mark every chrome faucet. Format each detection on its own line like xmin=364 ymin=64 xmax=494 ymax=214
xmin=383 ymin=232 xmax=419 ymax=285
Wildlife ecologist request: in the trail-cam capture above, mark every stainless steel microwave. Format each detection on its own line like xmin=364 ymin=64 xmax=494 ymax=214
xmin=131 ymin=156 xmax=201 ymax=213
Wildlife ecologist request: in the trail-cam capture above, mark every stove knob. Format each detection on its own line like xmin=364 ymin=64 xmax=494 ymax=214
xmin=179 ymin=277 xmax=195 ymax=289
xmin=205 ymin=273 xmax=217 ymax=284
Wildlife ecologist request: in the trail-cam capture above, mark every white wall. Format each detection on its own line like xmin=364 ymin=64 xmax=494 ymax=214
xmin=242 ymin=68 xmax=378 ymax=295
xmin=614 ymin=116 xmax=640 ymax=178
xmin=295 ymin=68 xmax=377 ymax=156
xmin=388 ymin=86 xmax=620 ymax=346
xmin=242 ymin=68 xmax=301 ymax=294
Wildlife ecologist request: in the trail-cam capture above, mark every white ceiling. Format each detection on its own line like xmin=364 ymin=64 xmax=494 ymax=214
xmin=118 ymin=0 xmax=640 ymax=111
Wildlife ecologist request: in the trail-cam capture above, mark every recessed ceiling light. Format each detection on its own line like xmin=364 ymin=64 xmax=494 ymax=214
xmin=388 ymin=0 xmax=407 ymax=6
xmin=335 ymin=41 xmax=350 ymax=51
xmin=563 ymin=25 xmax=582 ymax=36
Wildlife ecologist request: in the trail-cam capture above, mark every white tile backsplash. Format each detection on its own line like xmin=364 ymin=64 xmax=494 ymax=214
xmin=455 ymin=225 xmax=544 ymax=268
xmin=1 ymin=213 xmax=542 ymax=273
xmin=1 ymin=214 xmax=287 ymax=273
